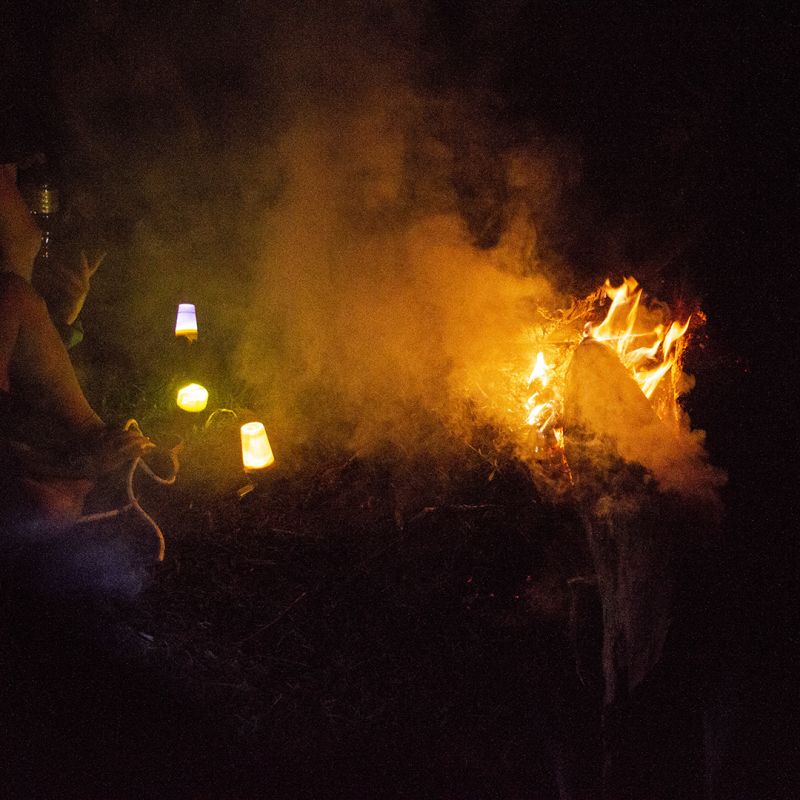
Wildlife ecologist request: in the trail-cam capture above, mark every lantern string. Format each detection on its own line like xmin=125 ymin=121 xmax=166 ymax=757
xmin=203 ymin=407 xmax=239 ymax=430
xmin=75 ymin=419 xmax=180 ymax=563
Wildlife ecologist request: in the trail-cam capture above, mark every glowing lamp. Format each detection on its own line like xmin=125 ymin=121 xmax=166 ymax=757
xmin=176 ymin=383 xmax=209 ymax=412
xmin=175 ymin=303 xmax=198 ymax=341
xmin=240 ymin=422 xmax=275 ymax=471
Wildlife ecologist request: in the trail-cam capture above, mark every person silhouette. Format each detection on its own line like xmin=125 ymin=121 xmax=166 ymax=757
xmin=1 ymin=161 xmax=152 ymax=534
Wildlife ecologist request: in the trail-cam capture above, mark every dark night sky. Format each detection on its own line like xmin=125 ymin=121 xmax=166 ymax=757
xmin=7 ymin=3 xmax=792 ymax=293
xmin=3 ymin=4 xmax=794 ymax=282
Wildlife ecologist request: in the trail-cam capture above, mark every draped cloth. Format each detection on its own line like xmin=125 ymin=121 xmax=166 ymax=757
xmin=563 ymin=339 xmax=721 ymax=798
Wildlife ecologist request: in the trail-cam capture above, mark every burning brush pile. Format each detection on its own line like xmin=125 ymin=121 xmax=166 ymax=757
xmin=462 ymin=273 xmax=718 ymax=497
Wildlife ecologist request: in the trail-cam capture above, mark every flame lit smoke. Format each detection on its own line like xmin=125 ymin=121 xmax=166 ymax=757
xmin=523 ymin=276 xmax=696 ymax=442
xmin=587 ymin=278 xmax=692 ymax=418
xmin=52 ymin=1 xmax=721 ymax=503
xmin=456 ymin=272 xmax=718 ymax=497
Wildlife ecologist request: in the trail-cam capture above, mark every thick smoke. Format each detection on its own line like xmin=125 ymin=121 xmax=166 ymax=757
xmin=564 ymin=339 xmax=725 ymax=510
xmin=227 ymin=2 xmax=568 ymax=454
xmin=51 ymin=1 xmax=719 ymax=503
xmin=234 ymin=108 xmax=560 ymax=452
xmin=53 ymin=2 xmax=566 ymax=453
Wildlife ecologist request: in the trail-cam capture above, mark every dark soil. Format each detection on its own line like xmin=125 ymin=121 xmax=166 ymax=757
xmin=3 ymin=403 xmax=797 ymax=799
xmin=2 ymin=428 xmax=602 ymax=799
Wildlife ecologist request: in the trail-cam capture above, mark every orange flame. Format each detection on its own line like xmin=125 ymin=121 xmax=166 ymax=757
xmin=525 ymin=351 xmax=556 ymax=429
xmin=586 ymin=277 xmax=691 ymax=403
xmin=516 ymin=277 xmax=695 ymax=452
xmin=461 ymin=275 xmax=698 ymax=470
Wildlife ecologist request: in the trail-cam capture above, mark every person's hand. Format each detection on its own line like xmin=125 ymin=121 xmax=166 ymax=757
xmin=0 ymin=163 xmax=42 ymax=281
xmin=34 ymin=249 xmax=105 ymax=327
xmin=73 ymin=425 xmax=156 ymax=476
xmin=7 ymin=425 xmax=155 ymax=479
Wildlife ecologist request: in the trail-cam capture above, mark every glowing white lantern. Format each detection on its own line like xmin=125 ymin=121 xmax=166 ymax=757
xmin=240 ymin=422 xmax=275 ymax=470
xmin=176 ymin=383 xmax=209 ymax=412
xmin=175 ymin=303 xmax=198 ymax=341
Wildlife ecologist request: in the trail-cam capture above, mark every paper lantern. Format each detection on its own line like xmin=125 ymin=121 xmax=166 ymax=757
xmin=240 ymin=421 xmax=275 ymax=470
xmin=175 ymin=303 xmax=198 ymax=341
xmin=176 ymin=383 xmax=208 ymax=412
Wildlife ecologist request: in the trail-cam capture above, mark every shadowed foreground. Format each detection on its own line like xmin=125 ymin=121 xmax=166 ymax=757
xmin=1 ymin=428 xmax=797 ymax=799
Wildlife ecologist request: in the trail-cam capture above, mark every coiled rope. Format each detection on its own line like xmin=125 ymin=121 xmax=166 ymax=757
xmin=75 ymin=420 xmax=179 ymax=562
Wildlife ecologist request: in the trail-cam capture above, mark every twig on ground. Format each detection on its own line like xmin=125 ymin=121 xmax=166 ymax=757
xmin=236 ymin=591 xmax=309 ymax=644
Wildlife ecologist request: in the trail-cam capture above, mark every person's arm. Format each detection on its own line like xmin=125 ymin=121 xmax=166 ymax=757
xmin=33 ymin=249 xmax=105 ymax=330
xmin=0 ymin=163 xmax=41 ymax=282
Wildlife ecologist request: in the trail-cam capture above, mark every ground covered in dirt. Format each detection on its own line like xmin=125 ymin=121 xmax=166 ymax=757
xmin=2 ymin=395 xmax=798 ymax=800
xmin=0 ymin=392 xmax=797 ymax=800
xmin=2 ymin=422 xmax=608 ymax=799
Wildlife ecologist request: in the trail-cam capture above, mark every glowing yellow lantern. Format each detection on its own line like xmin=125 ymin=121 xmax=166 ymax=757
xmin=240 ymin=422 xmax=275 ymax=470
xmin=175 ymin=303 xmax=198 ymax=341
xmin=176 ymin=383 xmax=209 ymax=412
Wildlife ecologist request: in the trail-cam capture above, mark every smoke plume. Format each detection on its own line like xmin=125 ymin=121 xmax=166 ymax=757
xmin=50 ymin=1 xmax=718 ymax=501
xmin=53 ymin=3 xmax=563 ymax=446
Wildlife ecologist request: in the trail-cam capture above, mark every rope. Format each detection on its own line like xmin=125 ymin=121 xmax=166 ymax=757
xmin=75 ymin=420 xmax=179 ymax=563
xmin=204 ymin=407 xmax=238 ymax=430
